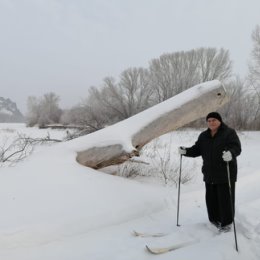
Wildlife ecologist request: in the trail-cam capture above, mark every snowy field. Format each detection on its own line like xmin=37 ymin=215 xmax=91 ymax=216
xmin=0 ymin=123 xmax=260 ymax=260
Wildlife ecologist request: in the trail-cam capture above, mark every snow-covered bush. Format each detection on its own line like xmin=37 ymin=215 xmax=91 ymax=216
xmin=117 ymin=130 xmax=202 ymax=186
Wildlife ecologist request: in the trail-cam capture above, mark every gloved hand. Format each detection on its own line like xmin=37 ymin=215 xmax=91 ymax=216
xmin=222 ymin=151 xmax=232 ymax=162
xmin=178 ymin=146 xmax=187 ymax=155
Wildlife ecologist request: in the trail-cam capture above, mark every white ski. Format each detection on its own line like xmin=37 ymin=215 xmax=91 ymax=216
xmin=132 ymin=230 xmax=168 ymax=237
xmin=146 ymin=240 xmax=198 ymax=254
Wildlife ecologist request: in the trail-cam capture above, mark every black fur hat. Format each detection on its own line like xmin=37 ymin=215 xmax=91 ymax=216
xmin=206 ymin=112 xmax=222 ymax=122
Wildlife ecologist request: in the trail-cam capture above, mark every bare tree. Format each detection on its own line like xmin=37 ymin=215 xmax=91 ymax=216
xmin=248 ymin=25 xmax=260 ymax=128
xmin=149 ymin=48 xmax=232 ymax=102
xmin=119 ymin=68 xmax=153 ymax=116
xmin=197 ymin=48 xmax=232 ymax=82
xmin=249 ymin=25 xmax=260 ymax=84
xmin=59 ymin=48 xmax=233 ymax=131
xmin=26 ymin=92 xmax=62 ymax=127
xmin=89 ymin=67 xmax=153 ymax=122
xmin=38 ymin=92 xmax=62 ymax=127
xmin=149 ymin=50 xmax=200 ymax=102
xmin=220 ymin=78 xmax=254 ymax=129
xmin=26 ymin=96 xmax=41 ymax=127
xmin=61 ymin=102 xmax=109 ymax=132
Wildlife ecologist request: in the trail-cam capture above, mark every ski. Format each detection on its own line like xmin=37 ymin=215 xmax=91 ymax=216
xmin=145 ymin=240 xmax=198 ymax=255
xmin=132 ymin=230 xmax=168 ymax=237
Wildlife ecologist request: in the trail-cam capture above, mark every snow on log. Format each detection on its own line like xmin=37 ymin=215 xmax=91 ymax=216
xmin=75 ymin=80 xmax=229 ymax=169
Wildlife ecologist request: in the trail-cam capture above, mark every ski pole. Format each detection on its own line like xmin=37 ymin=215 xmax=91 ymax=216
xmin=226 ymin=161 xmax=239 ymax=252
xmin=176 ymin=154 xmax=183 ymax=226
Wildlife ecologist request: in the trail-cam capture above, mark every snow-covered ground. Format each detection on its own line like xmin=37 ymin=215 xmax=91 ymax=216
xmin=0 ymin=123 xmax=259 ymax=260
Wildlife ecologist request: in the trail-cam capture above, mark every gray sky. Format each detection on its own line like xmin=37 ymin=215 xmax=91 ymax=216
xmin=1 ymin=0 xmax=260 ymax=113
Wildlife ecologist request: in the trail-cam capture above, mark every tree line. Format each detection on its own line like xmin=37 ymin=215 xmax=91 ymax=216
xmin=26 ymin=25 xmax=260 ymax=131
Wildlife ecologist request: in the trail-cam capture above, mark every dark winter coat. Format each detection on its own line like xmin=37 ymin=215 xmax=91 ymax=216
xmin=185 ymin=123 xmax=241 ymax=184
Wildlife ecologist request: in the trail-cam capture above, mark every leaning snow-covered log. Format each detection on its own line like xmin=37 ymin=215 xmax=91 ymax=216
xmin=74 ymin=80 xmax=229 ymax=169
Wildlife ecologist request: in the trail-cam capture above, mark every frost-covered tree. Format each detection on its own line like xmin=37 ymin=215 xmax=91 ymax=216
xmin=149 ymin=47 xmax=232 ymax=102
xmin=197 ymin=48 xmax=232 ymax=82
xmin=249 ymin=25 xmax=260 ymax=86
xmin=26 ymin=96 xmax=41 ymax=127
xmin=220 ymin=78 xmax=253 ymax=129
xmin=90 ymin=67 xmax=153 ymax=122
xmin=61 ymin=48 xmax=233 ymax=130
xmin=60 ymin=101 xmax=109 ymax=132
xmin=247 ymin=25 xmax=260 ymax=128
xmin=26 ymin=92 xmax=62 ymax=127
xmin=38 ymin=92 xmax=62 ymax=127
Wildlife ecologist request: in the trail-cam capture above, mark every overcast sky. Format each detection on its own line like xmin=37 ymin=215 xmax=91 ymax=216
xmin=1 ymin=0 xmax=260 ymax=113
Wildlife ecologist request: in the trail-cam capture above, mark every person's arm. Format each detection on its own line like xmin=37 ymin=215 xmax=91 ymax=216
xmin=179 ymin=135 xmax=202 ymax=158
xmin=226 ymin=129 xmax=241 ymax=158
xmin=186 ymin=139 xmax=201 ymax=157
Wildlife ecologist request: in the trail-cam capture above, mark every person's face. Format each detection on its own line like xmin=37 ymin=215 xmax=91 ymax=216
xmin=207 ymin=118 xmax=221 ymax=132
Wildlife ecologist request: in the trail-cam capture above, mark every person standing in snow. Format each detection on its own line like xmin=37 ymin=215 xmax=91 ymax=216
xmin=178 ymin=112 xmax=241 ymax=232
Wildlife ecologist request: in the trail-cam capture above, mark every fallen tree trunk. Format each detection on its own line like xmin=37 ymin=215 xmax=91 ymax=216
xmin=75 ymin=80 xmax=229 ymax=169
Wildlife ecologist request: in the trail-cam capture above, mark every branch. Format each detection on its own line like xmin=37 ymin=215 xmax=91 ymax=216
xmin=0 ymin=134 xmax=62 ymax=166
